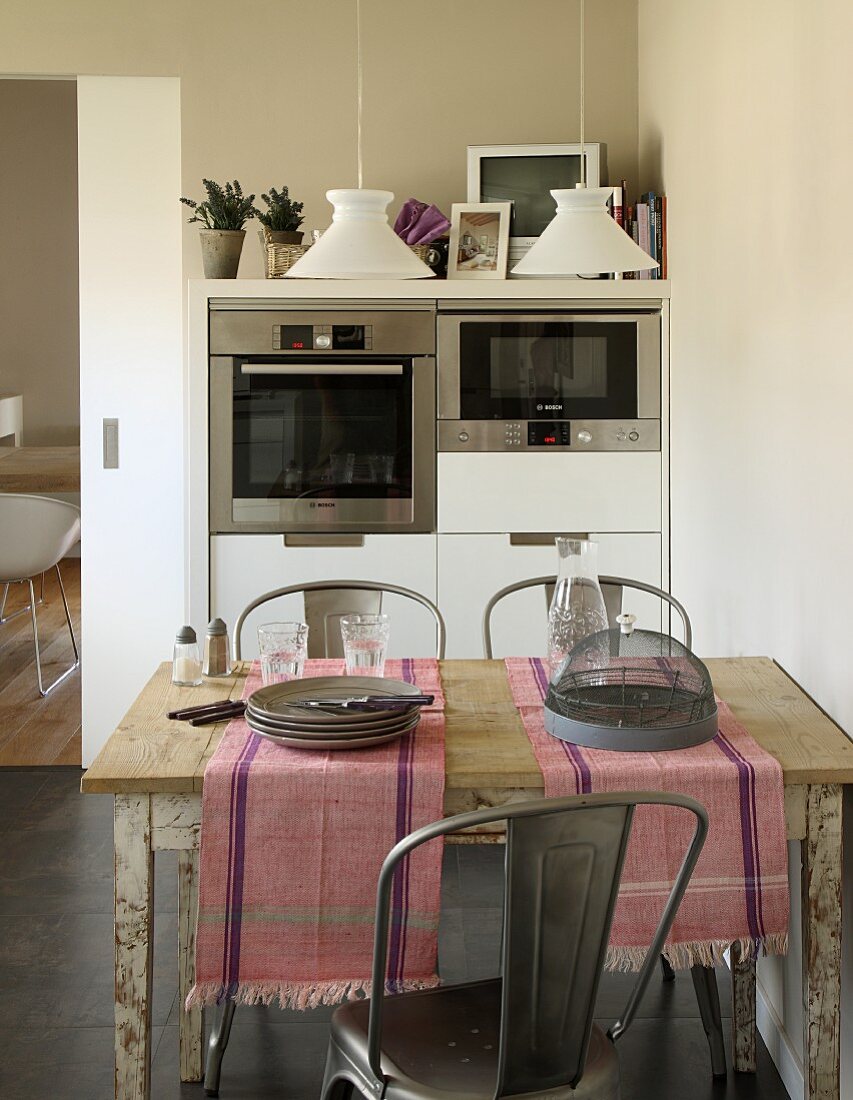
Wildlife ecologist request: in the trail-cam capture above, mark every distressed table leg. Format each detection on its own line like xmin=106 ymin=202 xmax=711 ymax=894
xmin=802 ymin=784 xmax=842 ymax=1100
xmin=730 ymin=941 xmax=756 ymax=1072
xmin=178 ymin=850 xmax=204 ymax=1081
xmin=114 ymin=795 xmax=154 ymax=1100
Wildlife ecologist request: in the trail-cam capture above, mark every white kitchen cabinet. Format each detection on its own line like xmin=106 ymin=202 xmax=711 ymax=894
xmin=438 ymin=452 xmax=662 ymax=533
xmin=211 ymin=534 xmax=438 ymax=659
xmin=438 ymin=533 xmax=664 ymax=658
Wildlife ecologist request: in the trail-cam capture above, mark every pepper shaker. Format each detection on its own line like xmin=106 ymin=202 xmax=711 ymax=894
xmin=203 ymin=618 xmax=232 ymax=678
xmin=172 ymin=626 xmax=202 ymax=686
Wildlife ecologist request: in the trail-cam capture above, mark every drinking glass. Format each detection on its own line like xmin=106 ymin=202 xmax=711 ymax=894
xmin=329 ymin=452 xmax=355 ymax=484
xmin=368 ymin=453 xmax=395 ymax=485
xmin=340 ymin=613 xmax=391 ymax=677
xmin=257 ymin=622 xmax=309 ymax=686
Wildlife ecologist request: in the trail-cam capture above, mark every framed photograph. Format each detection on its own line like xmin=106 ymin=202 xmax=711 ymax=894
xmin=447 ymin=201 xmax=512 ymax=279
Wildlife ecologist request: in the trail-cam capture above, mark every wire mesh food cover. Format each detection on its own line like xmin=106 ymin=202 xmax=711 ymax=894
xmin=544 ymin=627 xmax=718 ymax=752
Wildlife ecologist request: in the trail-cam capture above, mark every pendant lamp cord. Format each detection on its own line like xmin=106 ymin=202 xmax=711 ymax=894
xmin=579 ymin=0 xmax=585 ymax=187
xmin=356 ymin=0 xmax=364 ymax=188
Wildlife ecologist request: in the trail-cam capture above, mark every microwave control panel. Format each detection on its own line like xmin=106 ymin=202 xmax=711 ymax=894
xmin=437 ymin=420 xmax=661 ymax=453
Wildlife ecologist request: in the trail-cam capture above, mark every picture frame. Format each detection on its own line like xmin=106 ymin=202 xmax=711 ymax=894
xmin=447 ymin=201 xmax=512 ymax=279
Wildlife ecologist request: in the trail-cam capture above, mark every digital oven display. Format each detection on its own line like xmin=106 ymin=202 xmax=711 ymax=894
xmin=527 ymin=421 xmax=570 ymax=446
xmin=279 ymin=325 xmax=313 ymax=350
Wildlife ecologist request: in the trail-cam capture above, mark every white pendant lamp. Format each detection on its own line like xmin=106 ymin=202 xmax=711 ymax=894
xmin=286 ymin=0 xmax=433 ymax=280
xmin=512 ymin=0 xmax=659 ymax=278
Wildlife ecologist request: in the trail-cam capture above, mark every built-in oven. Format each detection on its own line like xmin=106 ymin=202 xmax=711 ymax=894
xmin=209 ymin=306 xmax=436 ymax=533
xmin=437 ymin=301 xmax=661 ymax=452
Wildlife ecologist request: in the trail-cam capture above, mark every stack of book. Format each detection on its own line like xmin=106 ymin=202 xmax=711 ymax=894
xmin=610 ymin=180 xmax=667 ymax=279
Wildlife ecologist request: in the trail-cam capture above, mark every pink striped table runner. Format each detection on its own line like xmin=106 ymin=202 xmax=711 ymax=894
xmin=506 ymin=657 xmax=789 ymax=968
xmin=188 ymin=659 xmax=445 ymax=1010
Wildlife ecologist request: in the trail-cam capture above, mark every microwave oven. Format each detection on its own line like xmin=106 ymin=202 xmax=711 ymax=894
xmin=436 ymin=302 xmax=661 ymax=453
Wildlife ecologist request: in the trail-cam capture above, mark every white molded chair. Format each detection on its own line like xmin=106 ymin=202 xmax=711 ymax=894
xmin=0 ymin=493 xmax=80 ymax=696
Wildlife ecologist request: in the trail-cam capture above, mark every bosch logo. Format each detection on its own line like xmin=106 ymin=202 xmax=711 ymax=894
xmin=309 ymin=502 xmax=337 ymax=509
xmin=543 ymin=404 xmax=563 ymax=411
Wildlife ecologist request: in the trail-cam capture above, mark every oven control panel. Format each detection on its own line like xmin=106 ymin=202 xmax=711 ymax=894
xmin=438 ymin=420 xmax=661 ymax=452
xmin=273 ymin=324 xmax=374 ymax=351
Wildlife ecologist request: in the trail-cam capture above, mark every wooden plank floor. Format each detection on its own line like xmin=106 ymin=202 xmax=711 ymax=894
xmin=0 ymin=558 xmax=81 ymax=765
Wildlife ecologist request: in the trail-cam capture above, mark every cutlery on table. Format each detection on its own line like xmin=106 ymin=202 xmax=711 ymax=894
xmin=168 ymin=699 xmax=238 ymax=720
xmin=285 ymin=694 xmax=435 ymax=711
xmin=188 ymin=702 xmax=246 ymax=726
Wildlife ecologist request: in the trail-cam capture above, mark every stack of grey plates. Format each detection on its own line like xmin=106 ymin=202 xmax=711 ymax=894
xmin=245 ymin=675 xmax=423 ymax=751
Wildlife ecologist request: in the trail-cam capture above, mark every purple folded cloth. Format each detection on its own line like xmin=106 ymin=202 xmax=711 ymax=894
xmin=394 ymin=198 xmax=451 ymax=246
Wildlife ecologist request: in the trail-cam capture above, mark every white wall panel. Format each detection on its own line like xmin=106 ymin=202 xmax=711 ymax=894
xmin=210 ymin=534 xmax=438 ymax=659
xmin=78 ymin=76 xmax=182 ymax=765
xmin=439 ymin=532 xmax=663 ymax=658
xmin=438 ymin=452 xmax=662 ymax=534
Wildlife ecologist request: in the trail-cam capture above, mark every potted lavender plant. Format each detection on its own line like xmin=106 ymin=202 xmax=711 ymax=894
xmin=180 ymin=179 xmax=256 ymax=278
xmin=254 ymin=186 xmax=305 ymax=245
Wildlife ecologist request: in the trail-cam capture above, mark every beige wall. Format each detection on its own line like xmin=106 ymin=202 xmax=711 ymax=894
xmin=0 ymin=79 xmax=78 ymax=444
xmin=638 ymin=1 xmax=853 ymax=1092
xmin=0 ymin=0 xmax=640 ymax=279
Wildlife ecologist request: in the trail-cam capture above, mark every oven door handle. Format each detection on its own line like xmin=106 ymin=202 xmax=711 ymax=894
xmin=241 ymin=363 xmax=403 ymax=376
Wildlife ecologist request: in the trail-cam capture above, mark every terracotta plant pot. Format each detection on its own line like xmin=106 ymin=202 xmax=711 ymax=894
xmin=198 ymin=228 xmax=246 ymax=279
xmin=265 ymin=229 xmax=304 ymax=245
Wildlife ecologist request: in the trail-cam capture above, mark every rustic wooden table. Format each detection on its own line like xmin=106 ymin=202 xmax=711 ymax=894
xmin=82 ymin=657 xmax=853 ymax=1100
xmin=0 ymin=444 xmax=80 ymax=492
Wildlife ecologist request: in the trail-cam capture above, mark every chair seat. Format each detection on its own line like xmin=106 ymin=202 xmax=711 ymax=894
xmin=329 ymin=978 xmax=620 ymax=1100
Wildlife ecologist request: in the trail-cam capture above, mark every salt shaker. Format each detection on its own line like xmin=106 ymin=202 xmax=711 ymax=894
xmin=172 ymin=626 xmax=202 ymax=686
xmin=203 ymin=618 xmax=232 ymax=678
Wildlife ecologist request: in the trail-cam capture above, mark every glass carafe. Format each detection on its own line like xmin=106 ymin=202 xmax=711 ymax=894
xmin=547 ymin=538 xmax=609 ymax=681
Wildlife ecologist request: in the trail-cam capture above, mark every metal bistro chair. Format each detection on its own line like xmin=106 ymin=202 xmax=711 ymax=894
xmin=204 ymin=580 xmax=446 ymax=1096
xmin=0 ymin=493 xmax=80 ymax=696
xmin=233 ymin=579 xmax=447 ymax=661
xmin=482 ymin=574 xmax=726 ymax=1078
xmin=483 ymin=573 xmax=693 ymax=659
xmin=321 ymin=791 xmax=709 ymax=1100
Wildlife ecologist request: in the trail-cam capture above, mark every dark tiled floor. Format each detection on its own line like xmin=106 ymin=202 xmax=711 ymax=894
xmin=0 ymin=768 xmax=790 ymax=1099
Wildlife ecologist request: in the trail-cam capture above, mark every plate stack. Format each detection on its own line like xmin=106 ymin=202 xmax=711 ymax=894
xmin=245 ymin=676 xmax=423 ymax=750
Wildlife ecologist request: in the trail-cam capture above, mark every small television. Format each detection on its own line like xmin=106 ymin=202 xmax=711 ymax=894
xmin=467 ymin=143 xmax=607 ymax=274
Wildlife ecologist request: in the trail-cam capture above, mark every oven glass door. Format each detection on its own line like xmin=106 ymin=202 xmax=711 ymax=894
xmin=231 ymin=358 xmax=414 ymax=524
xmin=458 ymin=318 xmax=638 ymax=420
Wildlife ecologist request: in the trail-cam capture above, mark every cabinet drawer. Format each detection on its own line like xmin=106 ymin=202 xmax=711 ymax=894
xmin=438 ymin=452 xmax=662 ymax=533
xmin=211 ymin=534 xmax=438 ymax=659
xmin=438 ymin=533 xmax=663 ymax=658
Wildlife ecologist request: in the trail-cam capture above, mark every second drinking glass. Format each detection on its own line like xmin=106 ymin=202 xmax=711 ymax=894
xmin=340 ymin=613 xmax=391 ymax=677
xmin=257 ymin=622 xmax=309 ymax=685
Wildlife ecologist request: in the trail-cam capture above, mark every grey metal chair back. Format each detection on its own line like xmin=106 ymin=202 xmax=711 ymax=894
xmin=343 ymin=791 xmax=707 ymax=1099
xmin=233 ymin=579 xmax=446 ymax=660
xmin=482 ymin=574 xmax=693 ymax=658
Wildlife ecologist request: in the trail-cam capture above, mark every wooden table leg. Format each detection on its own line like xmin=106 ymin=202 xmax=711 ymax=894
xmin=730 ymin=941 xmax=756 ymax=1072
xmin=114 ymin=795 xmax=154 ymax=1100
xmin=802 ymin=784 xmax=842 ymax=1100
xmin=178 ymin=849 xmax=204 ymax=1081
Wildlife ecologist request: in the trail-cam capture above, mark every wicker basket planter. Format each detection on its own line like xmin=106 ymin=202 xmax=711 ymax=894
xmin=263 ymin=229 xmax=433 ymax=279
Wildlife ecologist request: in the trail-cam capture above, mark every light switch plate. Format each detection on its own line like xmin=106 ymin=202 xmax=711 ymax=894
xmin=103 ymin=418 xmax=119 ymax=469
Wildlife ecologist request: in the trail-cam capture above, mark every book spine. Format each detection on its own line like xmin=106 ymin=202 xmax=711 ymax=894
xmin=624 ymin=203 xmax=635 ymax=279
xmin=611 ymin=186 xmax=623 ymax=227
xmin=645 ymin=192 xmax=657 ymax=278
xmin=655 ymin=195 xmax=663 ymax=279
xmin=660 ymin=195 xmax=668 ymax=279
xmin=620 ymin=179 xmax=629 ymax=227
xmin=637 ymin=202 xmax=650 ymax=280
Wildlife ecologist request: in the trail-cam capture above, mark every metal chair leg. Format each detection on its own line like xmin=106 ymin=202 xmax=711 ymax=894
xmin=204 ymin=1000 xmax=237 ymax=1097
xmin=660 ymin=954 xmax=676 ymax=982
xmin=691 ymin=964 xmax=727 ymax=1077
xmin=0 ymin=575 xmax=45 ymax=626
xmin=29 ymin=565 xmax=80 ymax=697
